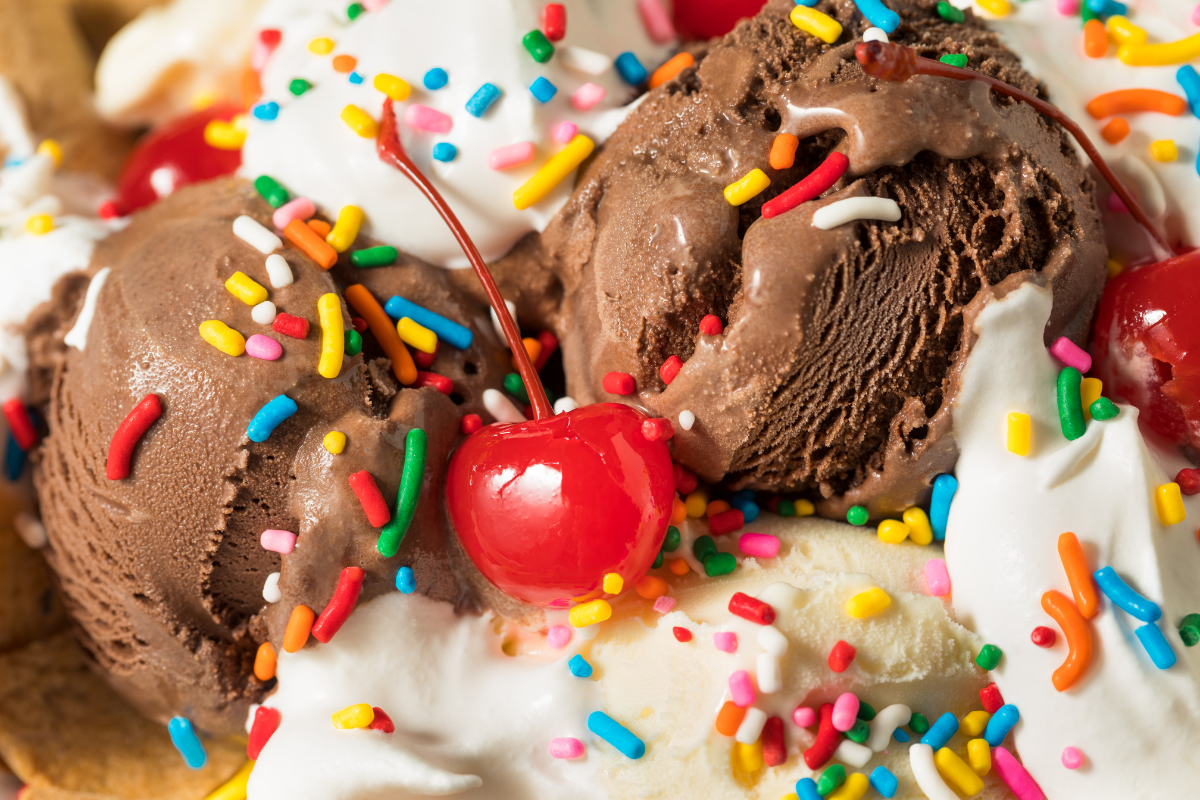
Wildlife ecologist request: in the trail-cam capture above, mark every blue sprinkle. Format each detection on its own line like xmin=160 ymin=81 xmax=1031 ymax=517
xmin=920 ymin=712 xmax=959 ymax=750
xmin=869 ymin=766 xmax=899 ymax=798
xmin=348 ymin=71 xmax=364 ymax=84
xmin=529 ymin=76 xmax=558 ymax=103
xmin=614 ymin=52 xmax=647 ymax=85
xmin=795 ymin=777 xmax=821 ymax=800
xmin=247 ymin=395 xmax=297 ymax=443
xmin=423 ymin=67 xmax=448 ymax=90
xmin=2 ymin=156 xmax=23 ymax=167
xmin=1136 ymin=622 xmax=1178 ymax=669
xmin=731 ymin=498 xmax=760 ymax=522
xmin=1177 ymin=66 xmax=1200 ymax=118
xmin=983 ymin=704 xmax=1019 ymax=746
xmin=794 ymin=0 xmax=820 ymax=6
xmin=465 ymin=83 xmax=502 ymax=117
xmin=587 ymin=711 xmax=645 ymax=759
xmin=384 ymin=296 xmax=474 ymax=350
xmin=4 ymin=432 xmax=26 ymax=482
xmin=568 ymin=654 xmax=593 ymax=677
xmin=168 ymin=716 xmax=207 ymax=769
xmin=1094 ymin=566 xmax=1161 ymax=622
xmin=432 ymin=142 xmax=457 ymax=162
xmin=930 ymin=473 xmax=957 ymax=541
xmin=892 ymin=727 xmax=910 ymax=742
xmin=852 ymin=0 xmax=900 ymax=32
xmin=1085 ymin=0 xmax=1126 ymax=14
xmin=733 ymin=488 xmax=755 ymax=501
xmin=252 ymin=101 xmax=279 ymax=121
xmin=395 ymin=566 xmax=416 ymax=594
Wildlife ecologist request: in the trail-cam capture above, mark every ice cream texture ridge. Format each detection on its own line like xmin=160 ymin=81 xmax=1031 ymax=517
xmin=1 ymin=0 xmax=1200 ymax=798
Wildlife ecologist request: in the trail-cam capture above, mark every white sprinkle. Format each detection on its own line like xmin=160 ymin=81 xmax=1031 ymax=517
xmin=64 ymin=267 xmax=111 ymax=351
xmin=735 ymin=707 xmax=767 ymax=744
xmin=265 ymin=253 xmax=294 ymax=288
xmin=263 ymin=572 xmax=282 ymax=603
xmin=13 ymin=511 xmax=46 ymax=549
xmin=909 ymin=743 xmax=959 ymax=800
xmin=756 ymin=625 xmax=789 ymax=656
xmin=863 ymin=26 xmax=889 ymax=43
xmin=812 ymin=197 xmax=902 ymax=230
xmin=756 ymin=653 xmax=782 ymax=694
xmin=868 ymin=703 xmax=912 ymax=751
xmin=483 ymin=388 xmax=527 ymax=424
xmin=1119 ymin=154 xmax=1167 ymax=219
xmin=678 ymin=410 xmax=695 ymax=431
xmin=558 ymin=46 xmax=613 ymax=75
xmin=489 ymin=299 xmax=518 ymax=342
xmin=755 ymin=582 xmax=803 ymax=613
xmin=836 ymin=739 xmax=873 ymax=768
xmin=233 ymin=215 xmax=282 ymax=254
xmin=252 ymin=301 xmax=278 ymax=325
xmin=554 ymin=396 xmax=579 ymax=414
xmin=149 ymin=166 xmax=177 ymax=198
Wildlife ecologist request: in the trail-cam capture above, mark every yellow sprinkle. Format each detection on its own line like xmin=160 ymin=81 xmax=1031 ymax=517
xmin=1006 ymin=412 xmax=1031 ymax=456
xmin=1150 ymin=139 xmax=1178 ymax=162
xmin=398 ymin=318 xmax=437 ymax=353
xmin=790 ymin=5 xmax=843 ymax=44
xmin=1106 ymin=15 xmax=1147 ymax=46
xmin=779 ymin=795 xmax=800 ymax=800
xmin=36 ymin=139 xmax=62 ymax=168
xmin=204 ymin=119 xmax=247 ymax=150
xmin=199 ymin=321 xmax=246 ymax=356
xmin=795 ymin=499 xmax=816 ymax=517
xmin=513 ymin=135 xmax=596 ymax=210
xmin=373 ymin=73 xmax=412 ymax=101
xmin=723 ymin=168 xmax=771 ymax=206
xmin=308 ymin=37 xmax=335 ymax=55
xmin=603 ymin=572 xmax=624 ymax=594
xmin=1106 ymin=258 xmax=1125 ymax=279
xmin=1155 ymin=482 xmax=1186 ymax=525
xmin=827 ymin=773 xmax=870 ymax=800
xmin=1081 ymin=377 xmax=1103 ymax=421
xmin=326 ymin=205 xmax=364 ymax=252
xmin=204 ymin=760 xmax=254 ymax=800
xmin=224 ymin=271 xmax=268 ymax=306
xmin=569 ymin=598 xmax=612 ymax=627
xmin=903 ymin=507 xmax=934 ymax=545
xmin=1119 ymin=33 xmax=1200 ymax=66
xmin=877 ymin=519 xmax=910 ymax=544
xmin=317 ymin=293 xmax=345 ymax=379
xmin=323 ymin=431 xmax=347 ymax=454
xmin=24 ymin=214 xmax=54 ymax=236
xmin=967 ymin=738 xmax=992 ymax=776
xmin=685 ymin=490 xmax=708 ymax=518
xmin=331 ymin=703 xmax=374 ymax=729
xmin=733 ymin=739 xmax=764 ymax=773
xmin=936 ymin=746 xmax=985 ymax=795
xmin=846 ymin=587 xmax=891 ymax=618
xmin=975 ymin=0 xmax=1010 ymax=16
xmin=961 ymin=710 xmax=992 ymax=737
xmin=341 ymin=104 xmax=379 ymax=138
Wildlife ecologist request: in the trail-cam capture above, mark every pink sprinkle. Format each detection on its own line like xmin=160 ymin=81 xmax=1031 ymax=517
xmin=993 ymin=747 xmax=1047 ymax=800
xmin=553 ymin=121 xmax=577 ymax=144
xmin=1061 ymin=746 xmax=1084 ymax=769
xmin=925 ymin=558 xmax=951 ymax=597
xmin=404 ymin=104 xmax=453 ymax=133
xmin=1049 ymin=336 xmax=1092 ymax=374
xmin=488 ymin=142 xmax=536 ymax=171
xmin=738 ymin=532 xmax=780 ymax=559
xmin=260 ymin=529 xmax=297 ymax=554
xmin=1056 ymin=0 xmax=1080 ymax=14
xmin=246 ymin=334 xmax=283 ymax=361
xmin=729 ymin=669 xmax=756 ymax=707
xmin=548 ymin=737 xmax=585 ymax=759
xmin=714 ymin=631 xmax=738 ymax=653
xmin=571 ymin=83 xmax=607 ymax=111
xmin=832 ymin=692 xmax=860 ymax=732
xmin=637 ymin=0 xmax=676 ymax=43
xmin=272 ymin=197 xmax=315 ymax=230
xmin=1107 ymin=192 xmax=1129 ymax=214
xmin=1193 ymin=3 xmax=1200 ymax=25
xmin=792 ymin=706 xmax=816 ymax=727
xmin=547 ymin=625 xmax=572 ymax=649
xmin=653 ymin=596 xmax=676 ymax=614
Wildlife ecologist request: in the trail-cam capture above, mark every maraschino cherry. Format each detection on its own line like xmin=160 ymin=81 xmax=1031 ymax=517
xmin=376 ymin=100 xmax=675 ymax=607
xmin=673 ymin=0 xmax=768 ymax=40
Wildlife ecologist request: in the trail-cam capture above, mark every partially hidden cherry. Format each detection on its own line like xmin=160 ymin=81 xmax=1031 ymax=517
xmin=114 ymin=103 xmax=243 ymax=216
xmin=1091 ymin=249 xmax=1200 ymax=451
xmin=447 ymin=403 xmax=674 ymax=607
xmin=672 ymin=0 xmax=768 ymax=40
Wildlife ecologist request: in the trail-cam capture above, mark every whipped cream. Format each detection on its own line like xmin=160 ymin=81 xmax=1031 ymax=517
xmin=242 ymin=0 xmax=672 ymax=267
xmin=946 ymin=281 xmax=1200 ymax=799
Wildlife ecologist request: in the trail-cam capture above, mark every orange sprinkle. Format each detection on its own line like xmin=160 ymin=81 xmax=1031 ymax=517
xmin=242 ymin=68 xmax=263 ymax=109
xmin=344 ymin=284 xmax=418 ymax=385
xmin=1057 ymin=532 xmax=1099 ymax=619
xmin=283 ymin=605 xmax=315 ymax=653
xmin=1100 ymin=118 xmax=1131 ymax=144
xmin=284 ymin=218 xmax=337 ymax=269
xmin=1083 ymin=19 xmax=1108 ymax=58
xmin=308 ymin=219 xmax=332 ymax=237
xmin=1041 ymin=590 xmax=1092 ymax=692
xmin=512 ymin=337 xmax=542 ymax=372
xmin=649 ymin=52 xmax=695 ymax=89
xmin=671 ymin=496 xmax=688 ymax=524
xmin=332 ymin=54 xmax=358 ymax=73
xmin=769 ymin=133 xmax=800 ymax=170
xmin=635 ymin=575 xmax=669 ymax=599
xmin=254 ymin=642 xmax=277 ymax=680
xmin=668 ymin=557 xmax=690 ymax=576
xmin=715 ymin=700 xmax=747 ymax=736
xmin=707 ymin=499 xmax=731 ymax=517
xmin=1086 ymin=89 xmax=1187 ymax=118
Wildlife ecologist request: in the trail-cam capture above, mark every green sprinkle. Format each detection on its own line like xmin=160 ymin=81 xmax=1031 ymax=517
xmin=254 ymin=175 xmax=289 ymax=208
xmin=1180 ymin=613 xmax=1200 ymax=647
xmin=693 ymin=534 xmax=717 ymax=563
xmin=936 ymin=0 xmax=965 ymax=22
xmin=847 ymin=506 xmax=869 ymax=526
xmin=703 ymin=552 xmax=737 ymax=576
xmin=504 ymin=373 xmax=529 ymax=404
xmin=652 ymin=550 xmax=665 ymax=569
xmin=976 ymin=643 xmax=1003 ymax=670
xmin=289 ymin=78 xmax=313 ymax=96
xmin=816 ymin=764 xmax=846 ymax=796
xmin=344 ymin=329 xmax=362 ymax=356
xmin=1057 ymin=367 xmax=1087 ymax=440
xmin=377 ymin=428 xmax=427 ymax=558
xmin=522 ymin=30 xmax=554 ymax=63
xmin=1081 ymin=2 xmax=1099 ymax=23
xmin=778 ymin=499 xmax=796 ymax=517
xmin=346 ymin=1 xmax=364 ymax=19
xmin=846 ymin=718 xmax=871 ymax=744
xmin=663 ymin=526 xmax=681 ymax=552
xmin=1090 ymin=396 xmax=1119 ymax=420
xmin=940 ymin=54 xmax=968 ymax=68
xmin=909 ymin=713 xmax=930 ymax=734
xmin=351 ymin=245 xmax=398 ymax=268
xmin=857 ymin=701 xmax=877 ymax=721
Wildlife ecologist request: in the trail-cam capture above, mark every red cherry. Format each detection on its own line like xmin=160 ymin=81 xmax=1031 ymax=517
xmin=1090 ymin=249 xmax=1200 ymax=450
xmin=672 ymin=0 xmax=768 ymax=40
xmin=114 ymin=103 xmax=243 ymax=215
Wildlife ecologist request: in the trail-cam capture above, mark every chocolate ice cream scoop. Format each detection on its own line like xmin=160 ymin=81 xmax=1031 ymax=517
xmin=488 ymin=0 xmax=1106 ymax=517
xmin=28 ymin=178 xmax=509 ymax=734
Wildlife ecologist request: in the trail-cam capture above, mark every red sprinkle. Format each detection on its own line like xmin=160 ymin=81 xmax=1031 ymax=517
xmin=762 ymin=716 xmax=786 ymax=766
xmin=1031 ymin=626 xmax=1057 ymax=648
xmin=97 ymin=199 xmax=121 ymax=219
xmin=542 ymin=3 xmax=567 ymax=40
xmin=709 ymin=508 xmax=745 ymax=535
xmin=247 ymin=706 xmax=281 ymax=760
xmin=698 ymin=314 xmax=724 ymax=336
xmin=642 ymin=418 xmax=675 ymax=442
xmin=368 ymin=707 xmax=395 ymax=733
xmin=414 ymin=371 xmax=453 ymax=395
xmin=2 ymin=398 xmax=38 ymax=451
xmin=311 ymin=566 xmax=366 ymax=643
xmin=767 ymin=496 xmax=781 ymax=513
xmin=673 ymin=462 xmax=698 ymax=495
xmin=259 ymin=28 xmax=282 ymax=46
xmin=461 ymin=413 xmax=483 ymax=435
xmin=351 ymin=316 xmax=368 ymax=334
xmin=106 ymin=394 xmax=163 ymax=480
xmin=828 ymin=640 xmax=856 ymax=673
xmin=660 ymin=355 xmax=684 ymax=385
xmin=273 ymin=313 xmax=310 ymax=339
xmin=803 ymin=702 xmax=840 ymax=770
xmin=980 ymin=682 xmax=1005 ymax=713
xmin=603 ymin=371 xmax=636 ymax=395
xmin=728 ymin=591 xmax=775 ymax=625
xmin=761 ymin=151 xmax=851 ymax=219
xmin=1176 ymin=468 xmax=1200 ymax=495
xmin=349 ymin=471 xmax=391 ymax=527
xmin=535 ymin=330 xmax=558 ymax=371
xmin=672 ymin=626 xmax=693 ymax=642
xmin=414 ymin=341 xmax=438 ymax=369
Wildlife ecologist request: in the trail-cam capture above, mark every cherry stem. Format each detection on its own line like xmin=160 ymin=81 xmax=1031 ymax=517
xmin=376 ymin=98 xmax=553 ymax=421
xmin=855 ymin=42 xmax=1175 ymax=258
